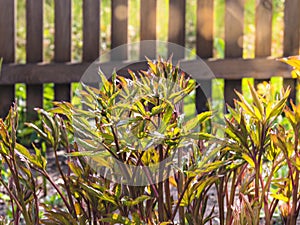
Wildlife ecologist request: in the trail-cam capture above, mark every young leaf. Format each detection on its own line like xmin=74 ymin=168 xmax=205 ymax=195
xmin=184 ymin=111 xmax=212 ymax=131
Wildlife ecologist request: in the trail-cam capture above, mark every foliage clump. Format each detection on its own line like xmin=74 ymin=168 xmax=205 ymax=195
xmin=0 ymin=57 xmax=300 ymax=225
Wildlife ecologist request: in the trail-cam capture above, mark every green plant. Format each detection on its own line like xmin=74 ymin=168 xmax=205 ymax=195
xmin=2 ymin=57 xmax=300 ymax=224
xmin=51 ymin=57 xmax=224 ymax=224
xmin=0 ymin=104 xmax=41 ymax=224
xmin=0 ymin=58 xmax=222 ymax=224
xmin=219 ymin=82 xmax=290 ymax=225
xmin=269 ymin=56 xmax=300 ymax=225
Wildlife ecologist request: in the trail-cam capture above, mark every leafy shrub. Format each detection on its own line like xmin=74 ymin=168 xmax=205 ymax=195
xmin=0 ymin=58 xmax=220 ymax=224
xmin=0 ymin=57 xmax=300 ymax=225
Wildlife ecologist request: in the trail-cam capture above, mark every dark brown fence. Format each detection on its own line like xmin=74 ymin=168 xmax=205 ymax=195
xmin=0 ymin=0 xmax=299 ymax=119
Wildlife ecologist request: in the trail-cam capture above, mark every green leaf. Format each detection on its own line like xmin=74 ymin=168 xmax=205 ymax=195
xmin=123 ymin=195 xmax=152 ymax=207
xmin=184 ymin=111 xmax=212 ymax=131
xmin=241 ymin=153 xmax=255 ymax=168
xmin=32 ymin=144 xmax=47 ymax=169
xmin=15 ymin=143 xmax=33 ymax=161
xmin=271 ymin=193 xmax=289 ymax=202
xmin=183 ymin=132 xmax=214 ymax=140
xmin=266 ymin=88 xmax=290 ymax=121
xmin=75 ymin=138 xmax=100 ymax=152
xmin=100 ymin=213 xmax=132 ymax=224
xmin=132 ymin=101 xmax=146 ymax=116
xmin=158 ymin=106 xmax=173 ymax=133
xmin=249 ymin=82 xmax=264 ymax=117
xmin=151 ymin=105 xmax=164 ymax=116
xmin=195 ymin=177 xmax=218 ymax=199
xmin=235 ymin=91 xmax=258 ymax=119
xmin=25 ymin=123 xmax=48 ymax=141
xmin=0 ymin=192 xmax=10 ymax=201
xmin=67 ymin=161 xmax=83 ymax=177
xmin=99 ymin=192 xmax=118 ymax=205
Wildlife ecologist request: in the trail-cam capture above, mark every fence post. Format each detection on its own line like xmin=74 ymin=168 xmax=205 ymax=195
xmin=168 ymin=0 xmax=186 ymax=59
xmin=254 ymin=0 xmax=272 ymax=86
xmin=111 ymin=0 xmax=128 ymax=60
xmin=0 ymin=0 xmax=15 ymax=118
xmin=26 ymin=0 xmax=43 ymax=121
xmin=283 ymin=0 xmax=300 ymax=104
xmin=83 ymin=0 xmax=100 ymax=62
xmin=54 ymin=0 xmax=72 ymax=102
xmin=196 ymin=0 xmax=214 ymax=113
xmin=224 ymin=0 xmax=244 ymax=109
xmin=140 ymin=0 xmax=157 ymax=59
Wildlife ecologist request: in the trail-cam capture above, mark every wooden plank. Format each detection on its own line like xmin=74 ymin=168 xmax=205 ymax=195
xmin=196 ymin=0 xmax=213 ymax=59
xmin=26 ymin=0 xmax=43 ymax=120
xmin=55 ymin=0 xmax=71 ymax=62
xmin=254 ymin=0 xmax=272 ymax=86
xmin=0 ymin=0 xmax=15 ymax=63
xmin=0 ymin=59 xmax=294 ymax=84
xmin=224 ymin=0 xmax=244 ymax=108
xmin=255 ymin=0 xmax=272 ymax=57
xmin=283 ymin=0 xmax=300 ymax=103
xmin=111 ymin=0 xmax=128 ymax=60
xmin=168 ymin=0 xmax=186 ymax=59
xmin=83 ymin=0 xmax=100 ymax=62
xmin=225 ymin=0 xmax=244 ymax=58
xmin=283 ymin=0 xmax=300 ymax=56
xmin=54 ymin=0 xmax=72 ymax=102
xmin=140 ymin=0 xmax=156 ymax=59
xmin=0 ymin=85 xmax=15 ymax=117
xmin=26 ymin=0 xmax=43 ymax=63
xmin=0 ymin=0 xmax=15 ymax=117
xmin=196 ymin=0 xmax=214 ymax=113
xmin=283 ymin=78 xmax=296 ymax=105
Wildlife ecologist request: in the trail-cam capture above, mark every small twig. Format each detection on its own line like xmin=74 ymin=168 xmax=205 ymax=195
xmin=35 ymin=168 xmax=72 ymax=214
xmin=171 ymin=177 xmax=193 ymax=221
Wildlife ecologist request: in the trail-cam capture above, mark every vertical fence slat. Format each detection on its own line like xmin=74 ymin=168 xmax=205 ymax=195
xmin=254 ymin=0 xmax=272 ymax=86
xmin=0 ymin=0 xmax=15 ymax=118
xmin=255 ymin=0 xmax=272 ymax=57
xmin=168 ymin=0 xmax=186 ymax=59
xmin=196 ymin=0 xmax=213 ymax=59
xmin=196 ymin=0 xmax=213 ymax=113
xmin=111 ymin=0 xmax=128 ymax=60
xmin=283 ymin=0 xmax=300 ymax=56
xmin=54 ymin=0 xmax=72 ymax=102
xmin=283 ymin=0 xmax=300 ymax=103
xmin=26 ymin=0 xmax=43 ymax=120
xmin=83 ymin=0 xmax=100 ymax=62
xmin=140 ymin=0 xmax=156 ymax=59
xmin=224 ymin=0 xmax=244 ymax=108
xmin=0 ymin=0 xmax=15 ymax=63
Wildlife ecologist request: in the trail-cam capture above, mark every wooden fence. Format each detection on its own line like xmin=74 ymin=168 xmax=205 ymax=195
xmin=0 ymin=0 xmax=299 ymax=119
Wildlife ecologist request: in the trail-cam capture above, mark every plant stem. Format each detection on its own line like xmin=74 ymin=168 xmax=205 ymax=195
xmin=177 ymin=148 xmax=184 ymax=225
xmin=30 ymin=175 xmax=39 ymax=225
xmin=53 ymin=144 xmax=77 ymax=219
xmin=217 ymin=175 xmax=225 ymax=225
xmin=226 ymin=169 xmax=237 ymax=225
xmin=0 ymin=173 xmax=23 ymax=210
xmin=164 ymin=178 xmax=172 ymax=219
xmin=171 ymin=177 xmax=193 ymax=221
xmin=158 ymin=144 xmax=164 ymax=222
xmin=290 ymin=170 xmax=299 ymax=225
xmin=10 ymin=153 xmax=31 ymax=224
xmin=289 ymin=129 xmax=299 ymax=225
xmin=37 ymin=168 xmax=72 ymax=213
